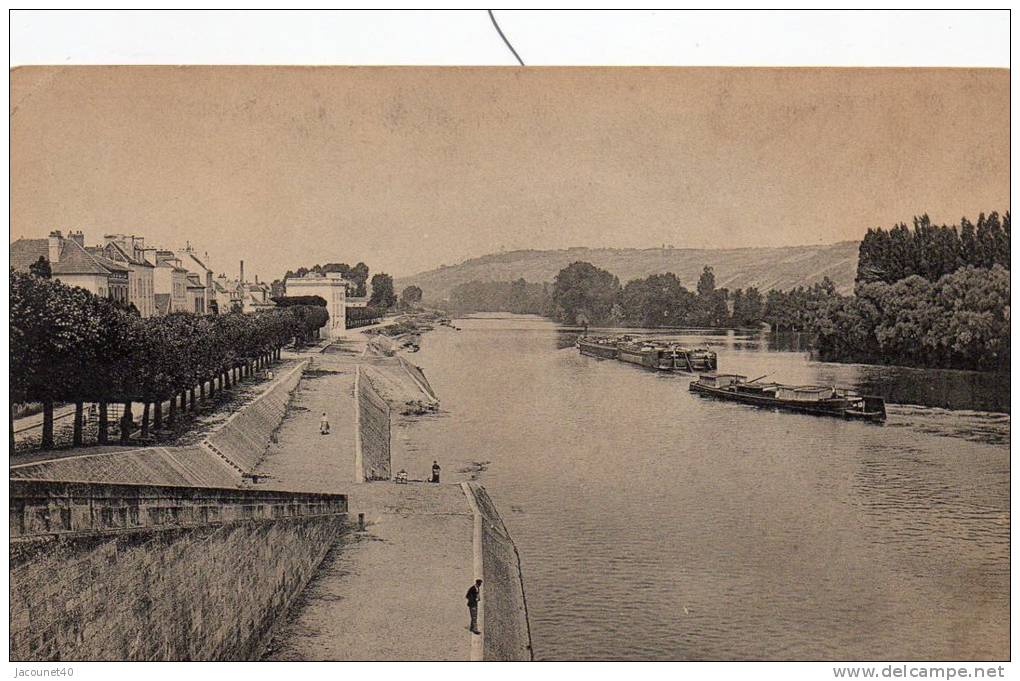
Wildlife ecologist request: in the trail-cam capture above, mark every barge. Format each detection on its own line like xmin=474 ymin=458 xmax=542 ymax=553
xmin=689 ymin=373 xmax=886 ymax=422
xmin=577 ymin=335 xmax=718 ymax=373
xmin=616 ymin=340 xmax=677 ymax=370
xmin=577 ymin=336 xmax=621 ymax=359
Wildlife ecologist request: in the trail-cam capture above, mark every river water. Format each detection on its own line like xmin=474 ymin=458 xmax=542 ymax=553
xmin=408 ymin=315 xmax=1009 ymax=661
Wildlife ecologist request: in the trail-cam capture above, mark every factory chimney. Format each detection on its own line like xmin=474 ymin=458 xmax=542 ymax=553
xmin=240 ymin=260 xmax=245 ymax=284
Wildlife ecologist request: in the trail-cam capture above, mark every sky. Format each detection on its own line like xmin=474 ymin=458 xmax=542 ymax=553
xmin=10 ymin=67 xmax=1009 ymax=283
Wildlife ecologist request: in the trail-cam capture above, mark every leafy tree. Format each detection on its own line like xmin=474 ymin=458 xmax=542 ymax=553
xmin=551 ymin=261 xmax=620 ymax=326
xmin=400 ymin=285 xmax=423 ymax=308
xmin=272 ymin=295 xmax=327 ymax=307
xmin=369 ymin=273 xmax=397 ymax=309
xmin=350 ymin=262 xmax=370 ymax=297
xmin=28 ymin=256 xmax=51 ymax=279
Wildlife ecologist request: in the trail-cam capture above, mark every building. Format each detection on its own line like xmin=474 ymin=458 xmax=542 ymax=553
xmin=175 ymin=245 xmax=215 ymax=313
xmin=88 ymin=235 xmax=156 ymax=317
xmin=10 ymin=230 xmax=129 ymax=303
xmin=186 ymin=273 xmax=207 ymax=314
xmin=284 ymin=272 xmax=349 ymax=338
xmin=211 ymin=277 xmax=234 ymax=314
xmin=148 ymin=250 xmax=190 ymax=314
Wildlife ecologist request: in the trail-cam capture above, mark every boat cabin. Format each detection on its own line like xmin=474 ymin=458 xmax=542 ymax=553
xmin=698 ymin=373 xmax=746 ymax=388
xmin=774 ymin=386 xmax=836 ymax=402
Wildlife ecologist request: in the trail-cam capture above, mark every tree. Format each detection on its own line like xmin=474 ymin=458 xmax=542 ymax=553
xmin=400 ymin=285 xmax=423 ymax=308
xmin=271 ymin=295 xmax=327 ymax=308
xmin=369 ymin=273 xmax=397 ymax=308
xmin=696 ymin=266 xmax=716 ymax=297
xmin=551 ymin=261 xmax=620 ymax=326
xmin=28 ymin=256 xmax=51 ymax=279
xmin=350 ymin=262 xmax=370 ymax=297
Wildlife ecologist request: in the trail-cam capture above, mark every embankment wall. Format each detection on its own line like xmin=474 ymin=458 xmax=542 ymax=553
xmin=463 ymin=482 xmax=534 ymax=661
xmin=357 ymin=367 xmax=392 ymax=481
xmin=9 ymin=479 xmax=347 ymax=661
xmin=203 ymin=359 xmax=307 ymax=473
xmin=9 ymin=445 xmax=239 ymax=488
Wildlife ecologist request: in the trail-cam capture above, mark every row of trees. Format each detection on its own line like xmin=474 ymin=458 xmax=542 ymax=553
xmin=547 ymin=261 xmax=842 ymax=331
xmin=10 ymin=272 xmax=329 ymax=450
xmin=815 ymin=266 xmax=1009 ymax=371
xmin=857 ymin=212 xmax=1009 ymax=284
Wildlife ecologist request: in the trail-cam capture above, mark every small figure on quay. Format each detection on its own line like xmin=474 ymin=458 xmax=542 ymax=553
xmin=466 ymin=579 xmax=482 ymax=635
xmin=319 ymin=412 xmax=330 ymax=435
xmin=431 ymin=460 xmax=441 ymax=483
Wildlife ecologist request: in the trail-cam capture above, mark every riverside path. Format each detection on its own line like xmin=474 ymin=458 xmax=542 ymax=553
xmin=255 ymin=332 xmax=478 ymax=661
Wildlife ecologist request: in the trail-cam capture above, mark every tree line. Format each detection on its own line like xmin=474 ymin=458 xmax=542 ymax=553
xmin=446 ymin=265 xmax=841 ymax=331
xmin=818 ymin=211 xmax=1010 ymax=371
xmin=857 ymin=212 xmax=1009 ymax=284
xmin=10 ymin=271 xmax=329 ymax=451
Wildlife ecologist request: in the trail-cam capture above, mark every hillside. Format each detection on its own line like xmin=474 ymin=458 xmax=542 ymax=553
xmin=396 ymin=242 xmax=860 ymax=302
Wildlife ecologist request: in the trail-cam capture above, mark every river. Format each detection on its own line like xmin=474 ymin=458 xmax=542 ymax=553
xmin=407 ymin=314 xmax=1009 ymax=661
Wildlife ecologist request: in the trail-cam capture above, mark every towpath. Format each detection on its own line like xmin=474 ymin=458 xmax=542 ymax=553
xmin=256 ymin=331 xmax=479 ymax=661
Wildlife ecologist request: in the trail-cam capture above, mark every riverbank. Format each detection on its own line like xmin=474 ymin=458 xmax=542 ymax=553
xmin=252 ymin=317 xmax=532 ymax=661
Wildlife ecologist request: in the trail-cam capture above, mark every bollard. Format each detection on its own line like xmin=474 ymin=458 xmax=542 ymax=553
xmin=357 ymin=513 xmax=365 ymax=531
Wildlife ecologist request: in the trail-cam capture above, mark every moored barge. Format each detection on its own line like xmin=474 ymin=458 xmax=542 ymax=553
xmin=577 ymin=336 xmax=620 ymax=359
xmin=689 ymin=373 xmax=886 ymax=422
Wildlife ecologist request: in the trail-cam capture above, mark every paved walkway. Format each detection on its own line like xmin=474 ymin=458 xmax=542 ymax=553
xmin=266 ymin=484 xmax=474 ymax=661
xmin=255 ymin=355 xmax=360 ymax=491
xmin=255 ymin=343 xmax=478 ymax=661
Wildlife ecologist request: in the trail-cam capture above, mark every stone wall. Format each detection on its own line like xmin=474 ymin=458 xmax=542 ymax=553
xmin=204 ymin=359 xmax=307 ymax=473
xmin=357 ymin=367 xmax=391 ymax=481
xmin=10 ymin=479 xmax=347 ymax=661
xmin=9 ymin=445 xmax=239 ymax=488
xmin=463 ymin=483 xmax=534 ymax=661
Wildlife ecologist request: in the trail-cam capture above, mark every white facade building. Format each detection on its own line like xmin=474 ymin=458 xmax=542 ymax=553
xmin=283 ymin=272 xmax=349 ymax=339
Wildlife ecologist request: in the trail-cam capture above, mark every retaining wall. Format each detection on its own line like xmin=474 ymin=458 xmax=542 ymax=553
xmin=397 ymin=356 xmax=439 ymax=402
xmin=463 ymin=483 xmax=534 ymax=661
xmin=203 ymin=360 xmax=308 ymax=473
xmin=10 ymin=479 xmax=347 ymax=661
xmin=357 ymin=368 xmax=391 ymax=481
xmin=9 ymin=446 xmax=239 ymax=488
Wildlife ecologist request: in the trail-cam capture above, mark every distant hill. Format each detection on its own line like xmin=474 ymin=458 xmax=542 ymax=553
xmin=396 ymin=242 xmax=860 ymax=302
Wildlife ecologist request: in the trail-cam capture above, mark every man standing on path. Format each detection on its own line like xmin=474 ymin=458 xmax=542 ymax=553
xmin=431 ymin=460 xmax=441 ymax=483
xmin=466 ymin=579 xmax=482 ymax=634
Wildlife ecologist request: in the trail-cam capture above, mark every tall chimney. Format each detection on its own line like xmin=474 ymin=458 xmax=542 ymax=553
xmin=48 ymin=231 xmax=63 ymax=263
xmin=240 ymin=260 xmax=245 ymax=284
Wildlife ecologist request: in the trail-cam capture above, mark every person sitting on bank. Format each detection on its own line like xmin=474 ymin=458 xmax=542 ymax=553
xmin=431 ymin=460 xmax=441 ymax=483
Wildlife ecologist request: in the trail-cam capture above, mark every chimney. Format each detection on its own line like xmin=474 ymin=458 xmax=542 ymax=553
xmin=240 ymin=260 xmax=245 ymax=284
xmin=48 ymin=230 xmax=63 ymax=263
xmin=69 ymin=230 xmax=85 ymax=247
xmin=255 ymin=274 xmax=259 ymax=284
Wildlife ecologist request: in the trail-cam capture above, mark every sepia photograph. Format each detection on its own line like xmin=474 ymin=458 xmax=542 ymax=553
xmin=6 ymin=9 xmax=1011 ymax=674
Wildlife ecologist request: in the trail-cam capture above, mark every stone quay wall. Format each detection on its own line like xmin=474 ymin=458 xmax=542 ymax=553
xmin=356 ymin=367 xmax=392 ymax=481
xmin=10 ymin=479 xmax=347 ymax=661
xmin=203 ymin=359 xmax=308 ymax=473
xmin=463 ymin=482 xmax=534 ymax=661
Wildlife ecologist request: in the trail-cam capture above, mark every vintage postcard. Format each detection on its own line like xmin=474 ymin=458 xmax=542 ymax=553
xmin=8 ymin=18 xmax=1009 ymax=668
